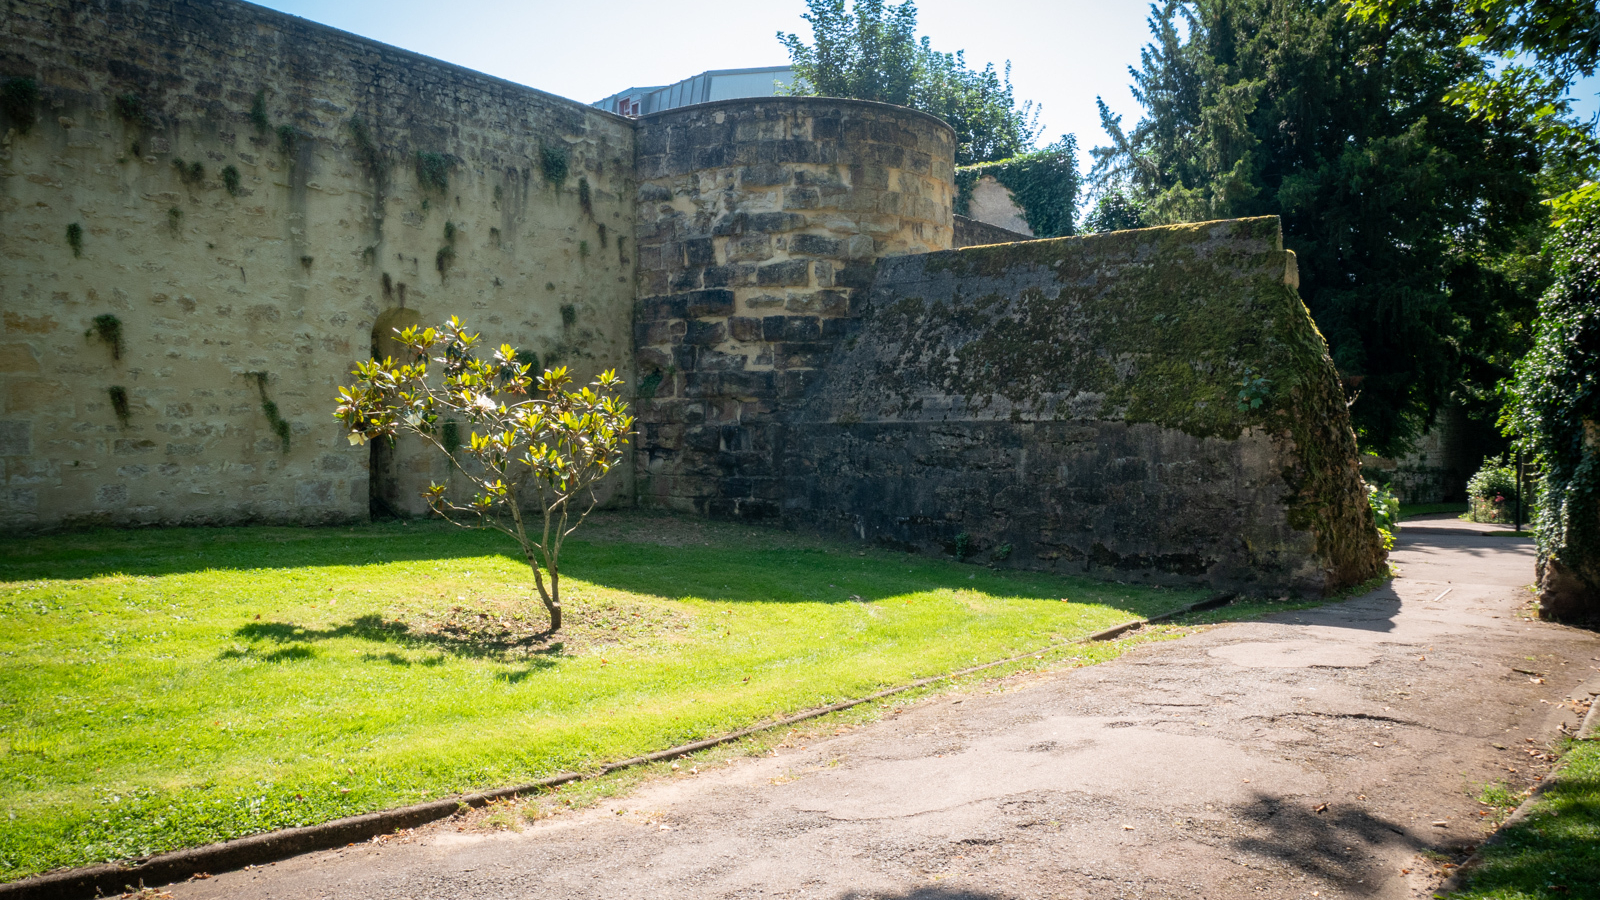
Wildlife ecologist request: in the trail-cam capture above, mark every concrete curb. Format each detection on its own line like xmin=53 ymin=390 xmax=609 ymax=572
xmin=1578 ymin=696 xmax=1600 ymax=742
xmin=0 ymin=592 xmax=1235 ymax=899
xmin=1431 ymin=773 xmax=1558 ymax=898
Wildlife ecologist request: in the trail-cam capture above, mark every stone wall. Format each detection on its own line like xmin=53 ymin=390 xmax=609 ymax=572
xmin=0 ymin=0 xmax=636 ymax=529
xmin=781 ymin=219 xmax=1386 ymax=595
xmin=952 ymin=214 xmax=1030 ymax=249
xmin=631 ymin=98 xmax=954 ymax=517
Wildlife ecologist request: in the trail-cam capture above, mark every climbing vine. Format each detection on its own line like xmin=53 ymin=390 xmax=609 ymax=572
xmin=86 ymin=314 xmax=123 ymax=360
xmin=114 ymin=92 xmax=151 ymax=127
xmin=539 ymin=143 xmax=569 ymax=185
xmin=348 ymin=116 xmax=387 ymax=179
xmin=436 ymin=220 xmax=457 ymax=278
xmin=1 ymin=76 xmax=39 ymax=134
xmin=221 ymin=165 xmax=241 ymax=196
xmin=247 ymin=372 xmax=292 ymax=452
xmin=952 ymin=137 xmax=1081 ymax=238
xmin=249 ymin=90 xmax=270 ymax=134
xmin=416 ymin=151 xmax=452 ymax=193
xmin=1502 ymin=193 xmax=1600 ymax=608
xmin=66 ymin=223 xmax=84 ymax=257
xmin=172 ymin=158 xmax=204 ymax=185
xmin=107 ymin=386 xmax=131 ymax=427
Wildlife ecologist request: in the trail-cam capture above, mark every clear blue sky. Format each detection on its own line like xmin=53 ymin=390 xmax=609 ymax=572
xmin=254 ymin=0 xmax=1597 ymax=169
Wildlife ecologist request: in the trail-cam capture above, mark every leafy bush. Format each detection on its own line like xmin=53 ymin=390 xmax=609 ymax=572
xmin=1467 ymin=455 xmax=1522 ymax=524
xmin=1366 ymin=482 xmax=1399 ymax=550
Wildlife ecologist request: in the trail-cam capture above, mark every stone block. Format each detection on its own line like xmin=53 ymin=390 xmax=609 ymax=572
xmin=757 ymin=260 xmax=810 ymax=287
xmin=773 ymin=341 xmax=834 ymax=370
xmin=7 ymin=380 xmax=65 ymax=414
xmin=682 ymin=289 xmax=736 ymax=318
xmin=703 ymin=264 xmax=755 ymax=288
xmin=0 ymin=344 xmax=41 ymax=374
xmin=684 ymin=320 xmax=726 ymax=346
xmin=740 ymin=164 xmax=791 ymax=186
xmin=637 ymin=295 xmax=689 ymax=321
xmin=762 ymin=316 xmax=822 ymax=342
xmin=790 ymin=233 xmax=842 ymax=257
xmin=684 ymin=237 xmax=716 ymax=268
xmin=0 ymin=421 xmax=32 ymax=456
xmin=669 ymin=268 xmax=703 ymax=292
xmin=728 ymin=317 xmax=763 ymax=342
xmin=725 ymin=234 xmax=773 ymax=262
xmin=783 ymin=188 xmax=820 ymax=210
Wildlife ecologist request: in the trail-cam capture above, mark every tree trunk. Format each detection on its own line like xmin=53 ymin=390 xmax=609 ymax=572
xmin=545 ymin=567 xmax=562 ymax=632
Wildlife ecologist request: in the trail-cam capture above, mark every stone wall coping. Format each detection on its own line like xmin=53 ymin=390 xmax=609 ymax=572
xmin=634 ymin=95 xmax=956 ymax=138
xmin=87 ymin=0 xmax=635 ymax=126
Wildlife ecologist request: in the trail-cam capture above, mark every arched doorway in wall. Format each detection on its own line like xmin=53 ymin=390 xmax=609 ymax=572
xmin=369 ymin=307 xmax=424 ymax=519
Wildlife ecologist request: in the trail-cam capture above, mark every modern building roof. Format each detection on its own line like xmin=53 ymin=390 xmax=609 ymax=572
xmin=593 ymin=65 xmax=794 ymax=117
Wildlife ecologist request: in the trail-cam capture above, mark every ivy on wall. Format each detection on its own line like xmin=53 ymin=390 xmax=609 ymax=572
xmin=247 ymin=372 xmax=292 ymax=452
xmin=107 ymin=386 xmax=131 ymax=427
xmin=1 ymin=77 xmax=39 ymax=133
xmin=86 ymin=314 xmax=122 ymax=360
xmin=952 ymin=136 xmax=1080 ymax=238
xmin=540 ymin=143 xmax=569 ymax=185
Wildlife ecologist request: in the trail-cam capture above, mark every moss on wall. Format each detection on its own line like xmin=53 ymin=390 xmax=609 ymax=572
xmin=801 ymin=217 xmax=1384 ymax=593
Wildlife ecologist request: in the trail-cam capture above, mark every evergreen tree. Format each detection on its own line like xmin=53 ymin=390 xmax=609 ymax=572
xmin=1092 ymin=0 xmax=1555 ymax=456
xmin=778 ymin=0 xmax=1042 ymax=164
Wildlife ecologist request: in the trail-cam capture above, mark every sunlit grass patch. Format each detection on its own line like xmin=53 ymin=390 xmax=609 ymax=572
xmin=0 ymin=513 xmax=1206 ymax=879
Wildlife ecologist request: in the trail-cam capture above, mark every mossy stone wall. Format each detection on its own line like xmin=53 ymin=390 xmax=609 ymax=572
xmin=783 ymin=218 xmax=1385 ymax=594
xmin=0 ymin=0 xmax=635 ymax=529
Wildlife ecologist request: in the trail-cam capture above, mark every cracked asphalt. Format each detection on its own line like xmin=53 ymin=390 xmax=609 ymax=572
xmin=170 ymin=516 xmax=1600 ymax=900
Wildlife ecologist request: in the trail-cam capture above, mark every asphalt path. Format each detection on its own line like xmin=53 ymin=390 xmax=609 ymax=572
xmin=171 ymin=516 xmax=1600 ymax=900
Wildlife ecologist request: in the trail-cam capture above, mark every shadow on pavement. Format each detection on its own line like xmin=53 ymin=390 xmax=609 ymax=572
xmin=1228 ymin=792 xmax=1446 ymax=887
xmin=838 ymin=883 xmax=1011 ymax=890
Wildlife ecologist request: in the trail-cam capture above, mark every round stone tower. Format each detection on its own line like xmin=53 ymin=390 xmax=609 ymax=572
xmin=631 ymin=97 xmax=956 ymax=517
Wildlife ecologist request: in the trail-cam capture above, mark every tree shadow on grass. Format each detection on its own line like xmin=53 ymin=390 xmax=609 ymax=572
xmin=221 ymin=614 xmax=564 ymax=677
xmin=0 ymin=520 xmax=521 ymax=581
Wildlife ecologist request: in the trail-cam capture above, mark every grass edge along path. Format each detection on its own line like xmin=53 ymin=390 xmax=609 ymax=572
xmin=1442 ymin=739 xmax=1600 ymax=900
xmin=0 ymin=597 xmax=1233 ymax=900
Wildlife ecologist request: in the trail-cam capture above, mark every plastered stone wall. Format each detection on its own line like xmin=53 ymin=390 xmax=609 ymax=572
xmin=0 ymin=0 xmax=636 ymax=529
xmin=783 ymin=219 xmax=1387 ymax=595
xmin=631 ymin=97 xmax=954 ymax=517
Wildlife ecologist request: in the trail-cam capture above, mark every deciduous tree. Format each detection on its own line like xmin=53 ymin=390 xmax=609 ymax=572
xmin=778 ymin=0 xmax=1042 ymax=164
xmin=335 ymin=318 xmax=634 ymax=632
xmin=1091 ymin=0 xmax=1558 ymax=456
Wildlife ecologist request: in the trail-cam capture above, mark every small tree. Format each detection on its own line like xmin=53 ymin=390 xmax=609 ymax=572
xmin=335 ymin=317 xmax=633 ymax=631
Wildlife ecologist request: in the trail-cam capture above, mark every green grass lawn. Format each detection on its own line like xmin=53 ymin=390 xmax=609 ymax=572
xmin=0 ymin=513 xmax=1207 ymax=880
xmin=1453 ymin=740 xmax=1600 ymax=900
xmin=1400 ymin=502 xmax=1470 ymax=519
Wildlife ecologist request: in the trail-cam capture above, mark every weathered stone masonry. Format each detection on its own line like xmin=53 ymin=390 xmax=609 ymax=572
xmin=1 ymin=0 xmax=1384 ymax=594
xmin=630 ymin=98 xmax=954 ymax=517
xmin=1 ymin=0 xmax=636 ymax=527
xmin=786 ymin=221 xmax=1384 ymax=595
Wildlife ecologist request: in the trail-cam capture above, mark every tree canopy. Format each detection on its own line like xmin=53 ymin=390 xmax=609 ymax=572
xmin=778 ymin=0 xmax=1042 ymax=164
xmin=1090 ymin=0 xmax=1565 ymax=456
xmin=1346 ymin=0 xmax=1600 ymax=217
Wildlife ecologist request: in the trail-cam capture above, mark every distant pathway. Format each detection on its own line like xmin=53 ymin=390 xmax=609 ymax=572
xmin=173 ymin=517 xmax=1600 ymax=900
